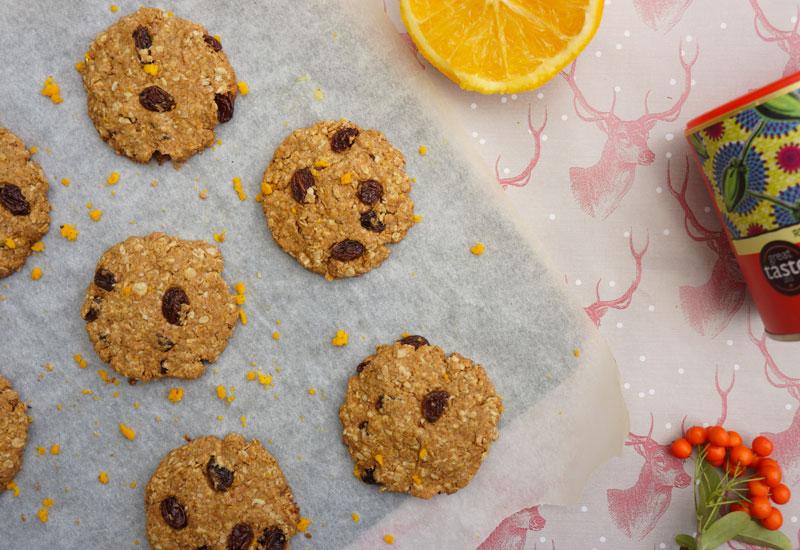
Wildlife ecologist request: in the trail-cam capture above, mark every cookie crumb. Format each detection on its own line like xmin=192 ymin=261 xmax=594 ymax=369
xmin=199 ymin=188 xmax=208 ymax=200
xmin=213 ymin=232 xmax=225 ymax=243
xmin=30 ymin=267 xmax=43 ymax=281
xmin=6 ymin=481 xmax=20 ymax=497
xmin=50 ymin=444 xmax=60 ymax=455
xmin=119 ymin=423 xmax=136 ymax=441
xmin=167 ymin=388 xmax=184 ymax=403
xmin=239 ymin=415 xmax=247 ymax=428
xmin=418 ymin=145 xmax=428 ymax=156
xmin=31 ymin=241 xmax=45 ymax=252
xmin=314 ymin=88 xmax=324 ymax=101
xmin=60 ymin=178 xmax=71 ymax=187
xmin=272 ymin=331 xmax=281 ymax=341
xmin=413 ymin=214 xmax=423 ymax=223
xmin=258 ymin=373 xmax=272 ymax=386
xmin=261 ymin=182 xmax=273 ymax=196
xmin=308 ymin=388 xmax=316 ymax=396
xmin=129 ymin=481 xmax=137 ymax=489
xmin=237 ymin=81 xmax=249 ymax=95
xmin=238 ymin=309 xmax=248 ymax=325
xmin=215 ymin=385 xmax=227 ymax=400
xmin=246 ymin=371 xmax=256 ymax=381
xmin=383 ymin=534 xmax=395 ymax=545
xmin=297 ymin=517 xmax=311 ymax=532
xmin=98 ymin=471 xmax=109 ymax=484
xmin=106 ymin=171 xmax=120 ymax=186
xmin=573 ymin=348 xmax=581 ymax=358
xmin=29 ymin=146 xmax=38 ymax=155
xmin=110 ymin=4 xmax=119 ymax=12
xmin=232 ymin=177 xmax=247 ymax=201
xmin=73 ymin=354 xmax=87 ymax=369
xmin=351 ymin=512 xmax=360 ymax=523
xmin=331 ymin=329 xmax=349 ymax=347
xmin=37 ymin=446 xmax=46 ymax=455
xmin=60 ymin=224 xmax=78 ymax=241
xmin=36 ymin=508 xmax=49 ymax=523
xmin=40 ymin=76 xmax=63 ymax=104
xmin=470 ymin=242 xmax=486 ymax=256
xmin=88 ymin=209 xmax=103 ymax=222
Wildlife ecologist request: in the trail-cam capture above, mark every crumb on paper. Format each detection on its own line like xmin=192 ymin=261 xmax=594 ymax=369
xmin=89 ymin=209 xmax=103 ymax=222
xmin=129 ymin=481 xmax=137 ymax=489
xmin=31 ymin=241 xmax=44 ymax=252
xmin=418 ymin=145 xmax=428 ymax=156
xmin=232 ymin=177 xmax=246 ymax=201
xmin=60 ymin=178 xmax=71 ymax=187
xmin=314 ymin=88 xmax=324 ymax=101
xmin=351 ymin=512 xmax=360 ymax=523
xmin=258 ymin=373 xmax=272 ymax=386
xmin=40 ymin=76 xmax=62 ymax=104
xmin=239 ymin=415 xmax=247 ymax=428
xmin=110 ymin=4 xmax=119 ymax=12
xmin=199 ymin=188 xmax=208 ymax=200
xmin=470 ymin=242 xmax=486 ymax=256
xmin=297 ymin=517 xmax=311 ymax=532
xmin=167 ymin=388 xmax=184 ymax=403
xmin=238 ymin=309 xmax=248 ymax=325
xmin=573 ymin=348 xmax=581 ymax=358
xmin=50 ymin=444 xmax=60 ymax=455
xmin=37 ymin=446 xmax=45 ymax=455
xmin=213 ymin=232 xmax=225 ymax=243
xmin=106 ymin=171 xmax=120 ymax=185
xmin=383 ymin=534 xmax=395 ymax=545
xmin=331 ymin=329 xmax=348 ymax=347
xmin=216 ymin=385 xmax=227 ymax=400
xmin=29 ymin=146 xmax=38 ymax=154
xmin=74 ymin=61 xmax=85 ymax=72
xmin=246 ymin=371 xmax=256 ymax=381
xmin=119 ymin=423 xmax=136 ymax=441
xmin=413 ymin=214 xmax=423 ymax=223
xmin=60 ymin=224 xmax=78 ymax=241
xmin=308 ymin=388 xmax=316 ymax=396
xmin=6 ymin=481 xmax=20 ymax=497
xmin=234 ymin=282 xmax=245 ymax=295
xmin=36 ymin=508 xmax=49 ymax=523
xmin=237 ymin=81 xmax=249 ymax=95
xmin=98 ymin=471 xmax=109 ymax=484
xmin=272 ymin=331 xmax=280 ymax=341
xmin=73 ymin=354 xmax=87 ymax=369
xmin=30 ymin=267 xmax=42 ymax=281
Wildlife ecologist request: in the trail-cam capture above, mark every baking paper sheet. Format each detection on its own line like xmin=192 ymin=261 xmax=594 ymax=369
xmin=0 ymin=1 xmax=628 ymax=548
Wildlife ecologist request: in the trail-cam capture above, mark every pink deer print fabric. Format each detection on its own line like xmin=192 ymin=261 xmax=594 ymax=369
xmin=381 ymin=0 xmax=800 ymax=548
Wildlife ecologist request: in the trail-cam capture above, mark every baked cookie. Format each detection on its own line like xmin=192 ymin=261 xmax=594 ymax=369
xmin=145 ymin=434 xmax=300 ymax=550
xmin=0 ymin=374 xmax=31 ymax=492
xmin=80 ymin=233 xmax=238 ymax=382
xmin=261 ymin=120 xmax=415 ymax=279
xmin=78 ymin=7 xmax=237 ymax=165
xmin=0 ymin=128 xmax=50 ymax=279
xmin=339 ymin=336 xmax=503 ymax=499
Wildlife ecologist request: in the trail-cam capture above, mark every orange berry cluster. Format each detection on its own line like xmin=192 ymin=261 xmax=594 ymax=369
xmin=671 ymin=426 xmax=790 ymax=531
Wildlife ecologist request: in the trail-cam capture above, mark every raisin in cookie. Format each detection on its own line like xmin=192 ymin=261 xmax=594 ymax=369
xmin=339 ymin=336 xmax=503 ymax=499
xmin=78 ymin=7 xmax=237 ymax=165
xmin=0 ymin=374 xmax=31 ymax=492
xmin=80 ymin=233 xmax=238 ymax=382
xmin=261 ymin=120 xmax=415 ymax=279
xmin=0 ymin=128 xmax=50 ymax=279
xmin=145 ymin=434 xmax=300 ymax=550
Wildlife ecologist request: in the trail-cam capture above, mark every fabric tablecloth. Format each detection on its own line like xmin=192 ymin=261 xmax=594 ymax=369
xmin=384 ymin=1 xmax=800 ymax=548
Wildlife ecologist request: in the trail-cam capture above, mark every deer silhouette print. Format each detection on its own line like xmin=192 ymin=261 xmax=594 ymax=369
xmin=634 ymin=0 xmax=693 ymax=32
xmin=495 ymin=106 xmax=547 ymax=188
xmin=563 ymin=45 xmax=698 ymax=219
xmin=477 ymin=506 xmax=546 ymax=550
xmin=749 ymin=0 xmax=800 ymax=77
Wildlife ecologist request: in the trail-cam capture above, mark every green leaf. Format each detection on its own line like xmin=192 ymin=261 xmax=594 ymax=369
xmin=734 ymin=519 xmax=793 ymax=550
xmin=755 ymin=94 xmax=800 ymax=120
xmin=697 ymin=511 xmax=751 ymax=550
xmin=697 ymin=459 xmax=722 ymax=527
xmin=722 ymin=161 xmax=748 ymax=212
xmin=688 ymin=132 xmax=708 ymax=160
xmin=675 ymin=534 xmax=697 ymax=550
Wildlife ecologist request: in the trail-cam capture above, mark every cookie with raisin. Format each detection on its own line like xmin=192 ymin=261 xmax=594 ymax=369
xmin=145 ymin=434 xmax=300 ymax=550
xmin=261 ymin=120 xmax=415 ymax=279
xmin=80 ymin=232 xmax=238 ymax=382
xmin=0 ymin=128 xmax=50 ymax=279
xmin=78 ymin=7 xmax=237 ymax=165
xmin=0 ymin=374 xmax=31 ymax=492
xmin=339 ymin=336 xmax=503 ymax=498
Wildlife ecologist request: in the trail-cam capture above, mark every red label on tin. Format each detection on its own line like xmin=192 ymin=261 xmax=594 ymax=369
xmin=761 ymin=240 xmax=800 ymax=295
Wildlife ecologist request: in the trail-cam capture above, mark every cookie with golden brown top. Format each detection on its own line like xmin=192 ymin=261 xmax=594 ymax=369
xmin=0 ymin=374 xmax=31 ymax=492
xmin=0 ymin=128 xmax=50 ymax=279
xmin=339 ymin=336 xmax=503 ymax=499
xmin=80 ymin=233 xmax=238 ymax=383
xmin=78 ymin=7 xmax=237 ymax=165
xmin=145 ymin=434 xmax=300 ymax=550
xmin=261 ymin=120 xmax=415 ymax=279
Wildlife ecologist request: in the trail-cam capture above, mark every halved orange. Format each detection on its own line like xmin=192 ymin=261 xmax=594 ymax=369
xmin=400 ymin=0 xmax=604 ymax=94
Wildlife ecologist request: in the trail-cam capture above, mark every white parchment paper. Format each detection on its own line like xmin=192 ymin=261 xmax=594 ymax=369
xmin=0 ymin=1 xmax=628 ymax=548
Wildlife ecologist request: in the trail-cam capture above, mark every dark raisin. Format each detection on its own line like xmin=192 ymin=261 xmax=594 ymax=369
xmin=157 ymin=334 xmax=175 ymax=352
xmin=361 ymin=467 xmax=378 ymax=485
xmin=160 ymin=496 xmax=187 ymax=529
xmin=128 ymin=378 xmax=138 ymax=385
xmin=94 ymin=268 xmax=116 ymax=291
xmin=290 ymin=168 xmax=315 ymax=204
xmin=227 ymin=523 xmax=254 ymax=550
xmin=375 ymin=394 xmax=384 ymax=410
xmin=330 ymin=239 xmax=365 ymax=262
xmin=356 ymin=180 xmax=383 ymax=205
xmin=132 ymin=25 xmax=152 ymax=49
xmin=0 ymin=184 xmax=31 ymax=216
xmin=331 ymin=127 xmax=359 ymax=152
xmin=358 ymin=420 xmax=368 ymax=430
xmin=153 ymin=151 xmax=171 ymax=164
xmin=84 ymin=308 xmax=99 ymax=322
xmin=203 ymin=34 xmax=222 ymax=51
xmin=205 ymin=456 xmax=234 ymax=492
xmin=215 ymin=93 xmax=235 ymax=123
xmin=422 ymin=390 xmax=450 ymax=423
xmin=360 ymin=210 xmax=385 ymax=233
xmin=356 ymin=360 xmax=369 ymax=373
xmin=399 ymin=335 xmax=429 ymax=349
xmin=140 ymin=86 xmax=176 ymax=112
xmin=257 ymin=527 xmax=287 ymax=550
xmin=197 ymin=546 xmax=210 ymax=550
xmin=162 ymin=287 xmax=190 ymax=325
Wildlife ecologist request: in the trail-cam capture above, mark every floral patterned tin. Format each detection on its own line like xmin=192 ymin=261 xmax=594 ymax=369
xmin=687 ymin=72 xmax=800 ymax=340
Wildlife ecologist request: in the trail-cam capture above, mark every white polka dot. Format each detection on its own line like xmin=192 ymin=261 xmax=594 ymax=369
xmin=501 ymin=97 xmax=508 ymax=104
xmin=638 ymin=392 xmax=645 ymax=398
xmin=666 ymin=151 xmax=673 ymax=159
xmin=479 ymin=138 xmax=486 ymax=145
xmin=665 ymin=133 xmax=675 ymax=141
xmin=575 ymin=279 xmax=582 ymax=286
xmin=704 ymin=206 xmax=711 ymax=213
xmin=616 ymin=322 xmax=624 ymax=329
xmin=734 ymin=363 xmax=740 ymax=371
xmin=660 ymin=544 xmax=667 ymax=549
xmin=656 ymin=186 xmax=663 ymax=194
xmin=648 ymin=305 xmax=655 ymax=312
xmin=793 ymin=15 xmax=798 ymax=24
xmin=615 ymin=43 xmax=622 ymax=50
xmin=663 ymin=229 xmax=670 ymax=236
xmin=623 ymin=231 xmax=631 ymax=238
xmin=624 ymin=30 xmax=631 ymax=37
xmin=471 ymin=131 xmax=478 ymax=138
xmin=702 ymin=422 xmax=709 ymax=428
xmin=600 ymin=536 xmax=607 ymax=543
xmin=678 ymin=368 xmax=685 ymax=374
xmin=649 ymin=389 xmax=656 ymax=395
xmin=511 ymin=94 xmax=518 ymax=100
xmin=669 ymin=78 xmax=677 ymax=86
xmin=541 ymin=134 xmax=548 ymax=142
xmin=623 ymin=382 xmax=630 ymax=389
xmin=561 ymin=114 xmax=569 ymax=121
xmin=665 ymin=422 xmax=672 ymax=430
xmin=726 ymin=339 xmax=733 ymax=346
xmin=581 ymin=505 xmax=588 ymax=512
xmin=540 ymin=536 xmax=546 ymax=543
xmin=470 ymin=103 xmax=477 ymax=110
xmin=639 ymin=355 xmax=646 ymax=362
xmin=614 ymin=85 xmax=622 ymax=93
xmin=686 ymin=34 xmax=693 ymax=42
xmin=691 ymin=78 xmax=696 ymax=86
xmin=595 ymin=50 xmax=602 ymax=57
xmin=537 ymin=92 xmax=544 ymax=100
xmin=503 ymin=168 xmax=510 ymax=175
xmin=609 ymin=280 xmax=616 ymax=288
xmin=791 ymin=516 xmax=798 ymax=523
xmin=787 ymin=403 xmax=793 ymax=411
xmin=720 ymin=22 xmax=727 ymax=30
xmin=548 ymin=213 xmax=556 ymax=221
